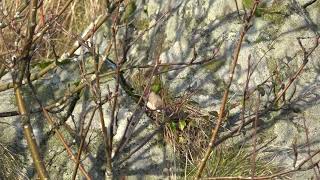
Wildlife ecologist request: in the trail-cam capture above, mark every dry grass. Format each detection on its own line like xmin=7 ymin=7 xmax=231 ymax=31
xmin=129 ymin=65 xmax=278 ymax=177
xmin=0 ymin=0 xmax=107 ymax=61
xmin=184 ymin=144 xmax=278 ymax=178
xmin=0 ymin=0 xmax=283 ymax=178
xmin=0 ymin=143 xmax=28 ymax=180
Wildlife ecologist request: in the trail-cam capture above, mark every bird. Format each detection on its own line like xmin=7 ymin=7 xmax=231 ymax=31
xmin=100 ymin=57 xmax=166 ymax=114
xmin=146 ymin=91 xmax=164 ymax=111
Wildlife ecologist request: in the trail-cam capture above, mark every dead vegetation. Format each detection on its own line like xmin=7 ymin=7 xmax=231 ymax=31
xmin=0 ymin=0 xmax=319 ymax=179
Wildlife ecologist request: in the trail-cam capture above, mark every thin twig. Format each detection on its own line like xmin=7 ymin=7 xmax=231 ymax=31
xmin=302 ymin=113 xmax=320 ymax=178
xmin=237 ymin=55 xmax=251 ymax=133
xmin=12 ymin=0 xmax=49 ymax=179
xmin=25 ymin=63 xmax=91 ymax=179
xmin=0 ymin=1 xmax=122 ymax=92
xmin=71 ymin=107 xmax=97 ymax=180
xmin=251 ymin=92 xmax=260 ymax=178
xmin=195 ymin=2 xmax=260 ymax=178
xmin=205 ymin=146 xmax=320 ymax=179
xmin=275 ymin=36 xmax=319 ymax=103
xmin=302 ymin=0 xmax=318 ymax=9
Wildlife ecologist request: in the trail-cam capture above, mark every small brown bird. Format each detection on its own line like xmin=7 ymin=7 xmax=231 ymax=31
xmin=146 ymin=91 xmax=164 ymax=111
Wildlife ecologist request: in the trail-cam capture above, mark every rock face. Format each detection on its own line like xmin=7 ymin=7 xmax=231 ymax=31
xmin=0 ymin=0 xmax=319 ymax=179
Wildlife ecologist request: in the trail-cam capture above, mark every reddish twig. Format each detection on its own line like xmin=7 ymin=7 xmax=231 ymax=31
xmin=195 ymin=2 xmax=260 ymax=178
xmin=275 ymin=36 xmax=319 ymax=103
xmin=71 ymin=107 xmax=97 ymax=180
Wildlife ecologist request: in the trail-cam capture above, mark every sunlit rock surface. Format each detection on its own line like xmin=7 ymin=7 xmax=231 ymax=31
xmin=0 ymin=0 xmax=319 ymax=179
